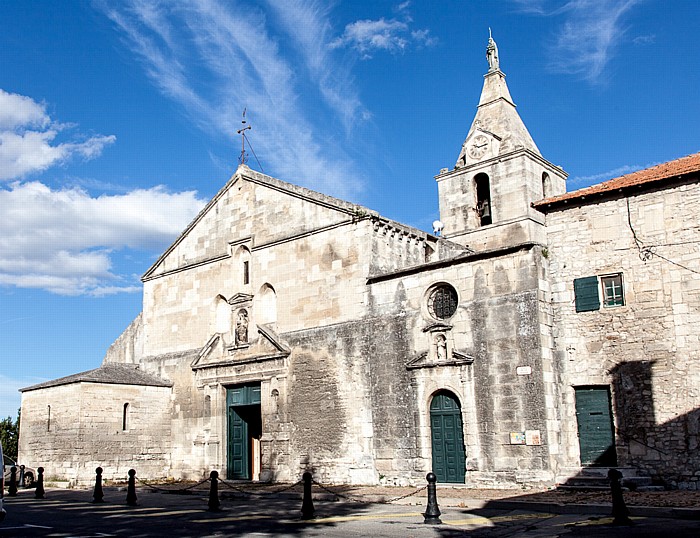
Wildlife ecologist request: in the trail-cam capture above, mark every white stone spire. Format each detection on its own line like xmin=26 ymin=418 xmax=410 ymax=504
xmin=455 ymin=33 xmax=540 ymax=168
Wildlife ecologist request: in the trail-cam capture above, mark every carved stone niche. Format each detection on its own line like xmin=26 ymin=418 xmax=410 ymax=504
xmin=229 ymin=293 xmax=254 ymax=349
xmin=406 ymin=322 xmax=475 ymax=370
xmin=424 ymin=322 xmax=453 ymax=362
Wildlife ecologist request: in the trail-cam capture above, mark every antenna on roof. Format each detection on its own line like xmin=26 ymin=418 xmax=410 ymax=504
xmin=237 ymin=108 xmax=251 ymax=166
xmin=235 ymin=108 xmax=265 ymax=173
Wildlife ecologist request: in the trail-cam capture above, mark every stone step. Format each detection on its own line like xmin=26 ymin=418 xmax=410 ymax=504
xmin=555 ymin=466 xmax=639 ymax=483
xmin=556 ymin=484 xmax=611 ymax=492
xmin=556 ymin=467 xmax=653 ymax=492
xmin=559 ymin=475 xmax=610 ymax=488
xmin=622 ymin=476 xmax=653 ymax=489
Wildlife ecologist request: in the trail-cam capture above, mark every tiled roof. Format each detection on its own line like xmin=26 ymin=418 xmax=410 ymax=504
xmin=20 ymin=363 xmax=172 ymax=392
xmin=534 ymin=152 xmax=700 ymax=210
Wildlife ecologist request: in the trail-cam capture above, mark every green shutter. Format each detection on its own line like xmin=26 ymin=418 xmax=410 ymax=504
xmin=574 ymin=276 xmax=600 ymax=312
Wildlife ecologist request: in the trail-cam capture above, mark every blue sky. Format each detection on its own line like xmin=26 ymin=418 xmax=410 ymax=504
xmin=1 ymin=0 xmax=699 ymax=419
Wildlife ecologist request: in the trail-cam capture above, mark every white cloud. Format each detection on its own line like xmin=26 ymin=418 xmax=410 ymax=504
xmin=0 ymin=181 xmax=205 ymax=296
xmin=568 ymin=161 xmax=661 ymax=187
xmin=330 ymin=13 xmax=436 ymax=59
xmin=0 ymin=89 xmax=49 ymax=130
xmin=0 ymin=89 xmax=116 ymax=180
xmin=512 ymin=0 xmax=642 ymax=83
xmin=99 ymin=0 xmax=365 ymax=199
xmin=263 ymin=0 xmax=367 ymax=133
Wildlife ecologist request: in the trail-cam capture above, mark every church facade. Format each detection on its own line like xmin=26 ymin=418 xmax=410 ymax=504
xmin=19 ymin=38 xmax=700 ymax=490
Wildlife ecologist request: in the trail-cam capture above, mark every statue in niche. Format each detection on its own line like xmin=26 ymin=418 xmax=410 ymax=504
xmin=486 ymin=28 xmax=499 ymax=71
xmin=435 ymin=334 xmax=447 ymax=361
xmin=235 ymin=309 xmax=249 ymax=345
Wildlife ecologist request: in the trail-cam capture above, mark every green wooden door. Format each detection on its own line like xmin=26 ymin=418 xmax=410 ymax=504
xmin=575 ymin=387 xmax=617 ymax=466
xmin=430 ymin=391 xmax=466 ymax=483
xmin=227 ymin=407 xmax=248 ymax=479
xmin=227 ymin=383 xmax=261 ymax=480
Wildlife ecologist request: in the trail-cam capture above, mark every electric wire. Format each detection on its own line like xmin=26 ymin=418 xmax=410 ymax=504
xmin=625 ymin=198 xmax=700 ymax=274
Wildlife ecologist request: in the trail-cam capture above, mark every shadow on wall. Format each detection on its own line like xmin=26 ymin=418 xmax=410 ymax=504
xmin=609 ymin=360 xmax=699 ymax=488
xmin=558 ymin=360 xmax=699 ymax=489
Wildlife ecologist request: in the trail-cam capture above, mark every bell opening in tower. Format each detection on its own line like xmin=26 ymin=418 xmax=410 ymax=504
xmin=475 ymin=173 xmax=492 ymax=226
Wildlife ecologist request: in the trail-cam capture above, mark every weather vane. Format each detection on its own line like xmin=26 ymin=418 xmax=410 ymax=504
xmin=237 ymin=108 xmax=251 ymax=165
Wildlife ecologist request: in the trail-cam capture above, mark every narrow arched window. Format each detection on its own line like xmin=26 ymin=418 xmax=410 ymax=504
xmin=47 ymin=404 xmax=51 ymax=432
xmin=542 ymin=172 xmax=551 ymax=198
xmin=122 ymin=403 xmax=130 ymax=431
xmin=204 ymin=395 xmax=211 ymax=419
xmin=474 ymin=173 xmax=492 ymax=226
xmin=236 ymin=246 xmax=252 ymax=286
xmin=257 ymin=284 xmax=277 ymax=325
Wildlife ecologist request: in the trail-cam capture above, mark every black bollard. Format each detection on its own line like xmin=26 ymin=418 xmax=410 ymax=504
xmin=92 ymin=467 xmax=105 ymax=503
xmin=423 ymin=472 xmax=442 ymax=524
xmin=19 ymin=465 xmax=26 ymax=488
xmin=608 ymin=468 xmax=633 ymax=526
xmin=300 ymin=471 xmax=315 ymax=520
xmin=8 ymin=466 xmax=18 ymax=496
xmin=35 ymin=467 xmax=45 ymax=499
xmin=126 ymin=469 xmax=138 ymax=506
xmin=207 ymin=471 xmax=221 ymax=511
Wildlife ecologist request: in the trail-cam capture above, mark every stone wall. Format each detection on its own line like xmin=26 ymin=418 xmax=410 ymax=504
xmin=368 ymin=245 xmax=558 ymax=487
xmin=544 ymin=182 xmax=700 ymax=488
xmin=19 ymin=382 xmax=172 ymax=485
xmin=436 ymin=151 xmax=565 ymax=250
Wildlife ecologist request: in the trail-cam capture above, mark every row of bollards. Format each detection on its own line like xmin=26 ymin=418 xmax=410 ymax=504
xmin=11 ymin=464 xmax=636 ymax=527
xmin=19 ymin=464 xmax=443 ymax=523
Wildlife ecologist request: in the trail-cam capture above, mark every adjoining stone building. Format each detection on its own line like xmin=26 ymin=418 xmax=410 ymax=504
xmin=19 ymin=37 xmax=700 ymax=489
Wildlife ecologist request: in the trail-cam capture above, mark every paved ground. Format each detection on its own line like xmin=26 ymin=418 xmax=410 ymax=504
xmin=1 ymin=487 xmax=699 ymax=537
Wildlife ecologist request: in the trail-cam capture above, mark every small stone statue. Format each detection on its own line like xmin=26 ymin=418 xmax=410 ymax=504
xmin=436 ymin=334 xmax=447 ymax=361
xmin=235 ymin=309 xmax=249 ymax=345
xmin=486 ymin=28 xmax=499 ymax=71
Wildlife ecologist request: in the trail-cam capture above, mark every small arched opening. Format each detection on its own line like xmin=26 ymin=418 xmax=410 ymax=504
xmin=542 ymin=172 xmax=552 ymax=199
xmin=235 ymin=246 xmax=252 ymax=286
xmin=122 ymin=403 xmax=130 ymax=431
xmin=474 ymin=173 xmax=492 ymax=226
xmin=256 ymin=284 xmax=277 ymax=325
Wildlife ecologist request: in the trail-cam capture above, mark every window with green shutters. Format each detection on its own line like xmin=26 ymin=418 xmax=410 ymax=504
xmin=574 ymin=273 xmax=625 ymax=312
xmin=574 ymin=276 xmax=600 ymax=312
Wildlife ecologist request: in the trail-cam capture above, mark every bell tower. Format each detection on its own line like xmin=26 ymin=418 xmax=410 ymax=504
xmin=436 ymin=33 xmax=567 ymax=250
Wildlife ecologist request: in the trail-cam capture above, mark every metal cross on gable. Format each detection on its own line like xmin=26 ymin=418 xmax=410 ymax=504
xmin=237 ymin=108 xmax=251 ymax=165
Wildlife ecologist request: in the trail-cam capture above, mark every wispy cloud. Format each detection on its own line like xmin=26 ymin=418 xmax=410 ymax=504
xmin=512 ymin=0 xmax=643 ymax=83
xmin=633 ymin=34 xmax=655 ymax=45
xmin=568 ymin=161 xmax=661 ymax=187
xmin=263 ymin=0 xmax=368 ymax=131
xmin=98 ymin=0 xmax=367 ymax=199
xmin=0 ymin=181 xmax=205 ymax=296
xmin=0 ymin=89 xmax=116 ymax=180
xmin=330 ymin=3 xmax=436 ymax=60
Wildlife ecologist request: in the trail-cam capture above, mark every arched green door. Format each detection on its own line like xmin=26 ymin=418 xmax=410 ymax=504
xmin=430 ymin=391 xmax=466 ymax=483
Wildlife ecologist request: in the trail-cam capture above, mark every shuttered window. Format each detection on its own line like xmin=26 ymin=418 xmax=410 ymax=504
xmin=574 ymin=276 xmax=600 ymax=312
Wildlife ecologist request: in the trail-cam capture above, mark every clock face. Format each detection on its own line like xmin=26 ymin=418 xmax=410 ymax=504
xmin=468 ymin=135 xmax=489 ymax=159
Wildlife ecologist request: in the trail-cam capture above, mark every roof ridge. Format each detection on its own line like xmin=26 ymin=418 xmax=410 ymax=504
xmin=534 ymin=151 xmax=700 ymax=210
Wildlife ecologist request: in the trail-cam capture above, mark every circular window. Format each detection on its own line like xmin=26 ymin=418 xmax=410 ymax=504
xmin=428 ymin=284 xmax=458 ymax=319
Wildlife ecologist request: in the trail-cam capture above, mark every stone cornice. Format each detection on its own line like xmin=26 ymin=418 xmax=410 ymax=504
xmin=436 ymin=148 xmax=567 ymax=182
